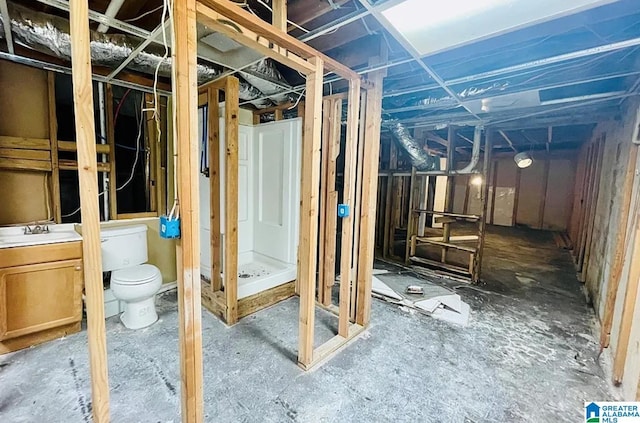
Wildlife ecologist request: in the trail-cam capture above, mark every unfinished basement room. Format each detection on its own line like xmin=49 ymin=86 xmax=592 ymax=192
xmin=1 ymin=0 xmax=640 ymax=421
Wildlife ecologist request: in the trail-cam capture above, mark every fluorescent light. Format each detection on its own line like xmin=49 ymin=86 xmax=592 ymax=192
xmin=382 ymin=0 xmax=509 ymax=34
xmin=381 ymin=0 xmax=617 ymax=56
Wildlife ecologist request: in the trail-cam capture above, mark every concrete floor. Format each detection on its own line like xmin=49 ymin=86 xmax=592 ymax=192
xmin=0 ymin=226 xmax=620 ymax=422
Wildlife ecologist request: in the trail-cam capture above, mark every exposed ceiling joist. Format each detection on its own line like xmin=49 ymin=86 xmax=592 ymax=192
xmin=107 ymin=19 xmax=170 ymax=80
xmin=498 ymin=130 xmax=518 ymax=152
xmin=299 ymin=8 xmax=371 ymax=42
xmin=0 ymin=0 xmax=14 ymax=54
xmin=287 ymin=0 xmax=350 ymax=28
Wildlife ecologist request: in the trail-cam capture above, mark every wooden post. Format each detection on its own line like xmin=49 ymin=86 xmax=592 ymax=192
xmin=172 ymin=0 xmax=204 ymax=420
xmin=404 ymin=167 xmax=416 ymax=264
xmin=600 ymin=146 xmax=639 ymax=348
xmin=321 ymin=98 xmax=341 ymax=306
xmin=441 ymin=125 xmax=456 ymax=262
xmin=298 ymin=57 xmax=323 ymax=367
xmin=318 ymin=98 xmax=331 ymax=305
xmin=472 ymin=129 xmax=492 ymax=284
xmin=350 ymin=89 xmax=367 ymax=321
xmin=47 ymin=72 xmax=62 ymax=223
xmin=208 ymin=88 xmax=222 ymax=291
xmin=581 ymin=138 xmax=605 ymax=280
xmin=224 ymin=76 xmax=240 ymax=325
xmin=338 ymin=79 xmax=360 ymax=337
xmin=355 ymin=67 xmax=385 ymax=326
xmin=382 ymin=140 xmax=394 ymax=260
xmin=105 ymin=84 xmax=118 ymax=221
xmin=272 ymin=0 xmax=287 ymax=32
xmin=68 ymin=0 xmax=110 ymax=421
xmin=612 ymin=217 xmax=640 ymax=384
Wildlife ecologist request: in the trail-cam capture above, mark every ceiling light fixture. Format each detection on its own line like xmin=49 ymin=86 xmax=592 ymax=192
xmin=514 ymin=151 xmax=533 ymax=169
xmin=470 ymin=175 xmax=484 ymax=186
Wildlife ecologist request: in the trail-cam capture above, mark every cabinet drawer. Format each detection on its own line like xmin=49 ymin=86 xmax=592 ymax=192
xmin=0 ymin=259 xmax=83 ymax=340
xmin=0 ymin=241 xmax=82 ymax=268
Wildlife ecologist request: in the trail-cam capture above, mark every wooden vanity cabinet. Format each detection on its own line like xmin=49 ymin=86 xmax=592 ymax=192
xmin=0 ymin=241 xmax=83 ymax=354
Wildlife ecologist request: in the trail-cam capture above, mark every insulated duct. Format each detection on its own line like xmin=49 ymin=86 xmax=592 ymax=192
xmin=386 ymin=121 xmax=483 ymax=175
xmin=0 ymin=2 xmax=290 ymax=108
xmin=386 ymin=120 xmax=439 ymax=171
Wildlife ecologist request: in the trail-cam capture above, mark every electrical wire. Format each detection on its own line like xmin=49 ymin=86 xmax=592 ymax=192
xmin=62 ymin=100 xmax=145 ymax=218
xmin=124 ymin=5 xmax=164 ymax=22
xmin=288 ymin=88 xmax=305 ymax=110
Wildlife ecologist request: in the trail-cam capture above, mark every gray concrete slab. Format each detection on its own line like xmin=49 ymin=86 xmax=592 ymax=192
xmin=0 ymin=226 xmax=619 ymax=422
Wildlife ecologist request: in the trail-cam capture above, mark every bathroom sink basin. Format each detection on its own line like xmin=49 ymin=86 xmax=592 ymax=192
xmin=0 ymin=226 xmax=82 ymax=248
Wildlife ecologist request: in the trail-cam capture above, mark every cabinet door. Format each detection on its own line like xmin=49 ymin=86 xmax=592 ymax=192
xmin=0 ymin=259 xmax=83 ymax=340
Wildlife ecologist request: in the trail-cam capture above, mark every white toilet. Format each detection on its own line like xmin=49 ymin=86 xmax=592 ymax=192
xmin=100 ymin=224 xmax=163 ymax=329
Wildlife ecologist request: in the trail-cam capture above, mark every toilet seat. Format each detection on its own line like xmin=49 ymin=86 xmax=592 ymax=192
xmin=112 ymin=264 xmax=161 ymax=286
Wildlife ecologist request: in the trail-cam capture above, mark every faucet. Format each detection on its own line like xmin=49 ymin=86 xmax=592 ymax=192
xmin=24 ymin=223 xmax=50 ymax=235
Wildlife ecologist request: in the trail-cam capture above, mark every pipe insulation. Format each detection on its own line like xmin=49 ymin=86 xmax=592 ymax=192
xmin=386 ymin=120 xmax=439 ymax=171
xmin=386 ymin=122 xmax=483 ymax=175
xmin=0 ymin=2 xmax=292 ymax=108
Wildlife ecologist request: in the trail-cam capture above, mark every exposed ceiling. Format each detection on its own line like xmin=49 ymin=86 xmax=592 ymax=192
xmin=0 ymin=0 xmax=638 ymax=152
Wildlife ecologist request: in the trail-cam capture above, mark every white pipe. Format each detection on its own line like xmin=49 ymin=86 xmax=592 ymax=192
xmin=97 ymin=0 xmax=126 ymax=33
xmin=98 ymin=83 xmax=109 ymax=219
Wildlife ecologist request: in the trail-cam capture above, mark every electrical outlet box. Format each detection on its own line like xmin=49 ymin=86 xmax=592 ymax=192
xmin=337 ymin=204 xmax=350 ymax=218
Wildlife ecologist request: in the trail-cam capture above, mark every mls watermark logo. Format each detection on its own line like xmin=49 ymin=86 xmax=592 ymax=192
xmin=585 ymin=402 xmax=640 ymax=422
xmin=586 ymin=403 xmax=600 ymax=423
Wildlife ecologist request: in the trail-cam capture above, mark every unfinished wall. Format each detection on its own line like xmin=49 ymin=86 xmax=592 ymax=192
xmin=0 ymin=61 xmax=51 ymax=225
xmin=452 ymin=154 xmax=577 ymax=231
xmin=575 ymin=97 xmax=640 ymax=400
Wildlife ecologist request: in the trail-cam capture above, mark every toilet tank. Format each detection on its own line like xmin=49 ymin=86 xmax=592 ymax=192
xmin=101 ymin=224 xmax=149 ymax=272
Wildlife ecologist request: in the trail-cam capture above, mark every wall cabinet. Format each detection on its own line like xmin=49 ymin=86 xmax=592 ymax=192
xmin=0 ymin=241 xmax=83 ymax=353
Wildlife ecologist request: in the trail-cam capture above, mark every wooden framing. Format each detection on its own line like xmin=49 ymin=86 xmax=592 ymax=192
xmin=318 ymin=97 xmax=342 ymax=306
xmin=60 ymin=0 xmax=381 ymax=419
xmin=198 ymin=76 xmax=241 ymax=326
xmin=600 ymin=145 xmax=639 ymax=348
xmin=47 ymin=72 xmax=62 ymax=223
xmin=172 ymin=0 xmax=204 ymax=421
xmin=68 ymin=0 xmax=110 ymax=421
xmin=612 ymin=215 xmax=640 ymax=384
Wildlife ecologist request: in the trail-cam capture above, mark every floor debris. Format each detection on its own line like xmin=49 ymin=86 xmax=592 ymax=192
xmin=370 ymin=269 xmax=471 ymax=326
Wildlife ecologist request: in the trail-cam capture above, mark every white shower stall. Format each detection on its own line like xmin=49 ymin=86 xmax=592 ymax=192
xmin=199 ymin=107 xmax=302 ymax=299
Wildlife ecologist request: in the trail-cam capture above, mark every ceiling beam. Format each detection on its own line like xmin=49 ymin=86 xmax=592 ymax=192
xmin=498 ymin=130 xmax=518 ymax=152
xmin=107 ymin=19 xmax=170 ymax=80
xmin=0 ymin=0 xmax=14 ymax=54
xmin=448 ymin=36 xmax=640 ymax=87
xmin=299 ymin=8 xmax=371 ymax=42
xmin=287 ymin=0 xmax=350 ymax=28
xmin=307 ymin=20 xmax=379 ymax=53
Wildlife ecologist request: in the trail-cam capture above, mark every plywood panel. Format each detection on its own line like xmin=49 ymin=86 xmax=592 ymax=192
xmin=542 ymin=159 xmax=575 ymax=230
xmin=0 ymin=171 xmax=50 ymax=225
xmin=516 ymin=159 xmax=546 ymax=228
xmin=0 ymin=61 xmax=49 ymax=139
xmin=0 ymin=61 xmax=51 ymax=225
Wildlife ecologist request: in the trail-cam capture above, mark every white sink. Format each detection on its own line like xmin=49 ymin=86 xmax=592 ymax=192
xmin=0 ymin=225 xmax=82 ymax=248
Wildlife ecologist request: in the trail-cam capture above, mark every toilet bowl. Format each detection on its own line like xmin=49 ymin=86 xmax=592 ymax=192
xmin=111 ymin=264 xmax=162 ymax=329
xmin=100 ymin=224 xmax=163 ymax=329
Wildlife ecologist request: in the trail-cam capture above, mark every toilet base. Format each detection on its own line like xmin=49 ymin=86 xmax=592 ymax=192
xmin=120 ymin=296 xmax=158 ymax=329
